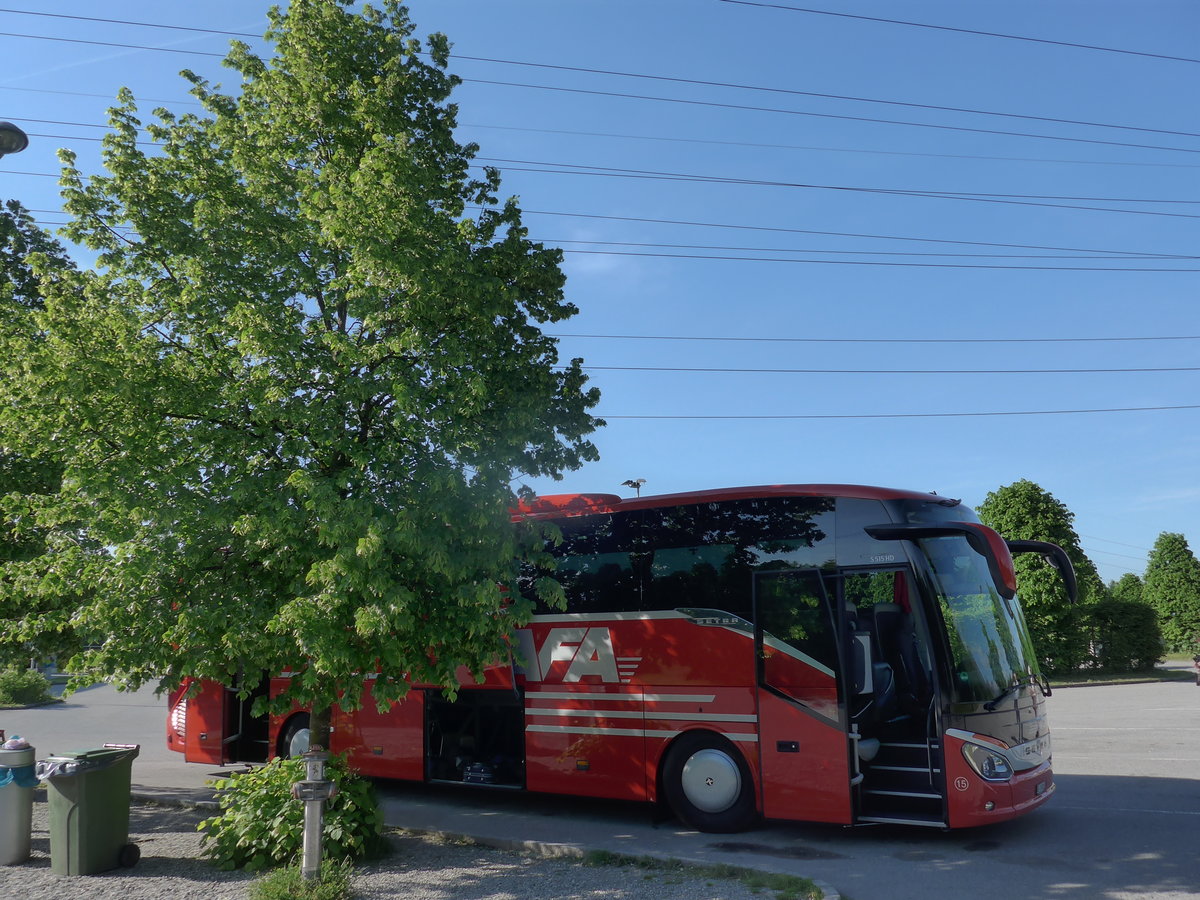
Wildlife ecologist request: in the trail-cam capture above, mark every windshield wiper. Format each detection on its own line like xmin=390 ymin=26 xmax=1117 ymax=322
xmin=984 ymin=679 xmax=1024 ymax=711
xmin=1033 ymin=672 xmax=1052 ymax=699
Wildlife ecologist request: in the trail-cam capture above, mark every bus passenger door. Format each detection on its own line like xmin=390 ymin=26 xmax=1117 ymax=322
xmin=753 ymin=570 xmax=852 ymax=824
xmin=183 ymin=679 xmax=231 ymax=765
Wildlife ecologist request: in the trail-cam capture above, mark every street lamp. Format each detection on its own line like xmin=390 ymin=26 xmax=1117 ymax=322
xmin=0 ymin=122 xmax=29 ymax=158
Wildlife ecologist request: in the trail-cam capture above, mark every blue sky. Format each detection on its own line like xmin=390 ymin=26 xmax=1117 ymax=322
xmin=2 ymin=1 xmax=1197 ymax=582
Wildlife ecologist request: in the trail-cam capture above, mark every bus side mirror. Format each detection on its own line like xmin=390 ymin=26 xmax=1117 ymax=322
xmin=864 ymin=522 xmax=1017 ymax=600
xmin=1006 ymin=539 xmax=1079 ymax=604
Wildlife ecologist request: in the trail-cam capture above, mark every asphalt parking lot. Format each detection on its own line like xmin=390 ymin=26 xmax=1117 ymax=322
xmin=4 ymin=673 xmax=1198 ymax=900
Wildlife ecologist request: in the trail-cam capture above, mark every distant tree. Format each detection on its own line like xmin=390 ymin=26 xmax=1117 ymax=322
xmin=1143 ymin=533 xmax=1200 ymax=653
xmin=1108 ymin=572 xmax=1144 ymax=606
xmin=0 ymin=0 xmax=601 ymax=745
xmin=977 ymin=480 xmax=1100 ymax=673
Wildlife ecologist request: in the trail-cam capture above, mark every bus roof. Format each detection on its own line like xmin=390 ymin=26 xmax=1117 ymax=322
xmin=514 ymin=484 xmax=959 ymax=519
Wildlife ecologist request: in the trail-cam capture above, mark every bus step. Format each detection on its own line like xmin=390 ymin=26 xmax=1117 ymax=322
xmin=858 ymin=812 xmax=946 ymax=828
xmin=865 ymin=788 xmax=942 ymax=800
xmin=872 ymin=765 xmax=942 ymax=775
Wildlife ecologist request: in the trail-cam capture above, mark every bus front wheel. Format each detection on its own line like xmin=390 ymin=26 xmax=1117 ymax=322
xmin=277 ymin=713 xmax=311 ymax=758
xmin=662 ymin=731 xmax=758 ymax=833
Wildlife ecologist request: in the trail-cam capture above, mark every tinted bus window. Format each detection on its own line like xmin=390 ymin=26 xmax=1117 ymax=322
xmin=642 ymin=497 xmax=834 ymax=620
xmin=535 ymin=511 xmax=643 ymax=614
xmin=836 ymin=497 xmax=902 ymax=567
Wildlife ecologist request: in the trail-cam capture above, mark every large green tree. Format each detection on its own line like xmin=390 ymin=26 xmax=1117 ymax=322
xmin=977 ymin=480 xmax=1101 ymax=673
xmin=0 ymin=201 xmax=87 ymax=668
xmin=0 ymin=1 xmax=600 ymax=738
xmin=1143 ymin=533 xmax=1200 ymax=652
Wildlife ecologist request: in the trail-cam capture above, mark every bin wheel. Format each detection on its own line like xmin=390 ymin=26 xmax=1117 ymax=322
xmin=119 ymin=843 xmax=141 ymax=868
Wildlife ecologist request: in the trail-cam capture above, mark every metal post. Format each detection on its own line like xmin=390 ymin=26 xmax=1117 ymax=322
xmin=291 ymin=749 xmax=336 ymax=882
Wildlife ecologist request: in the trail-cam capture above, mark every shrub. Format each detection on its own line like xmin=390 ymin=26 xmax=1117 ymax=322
xmin=198 ymin=755 xmax=385 ymax=871
xmin=0 ymin=667 xmax=53 ymax=706
xmin=1085 ymin=599 xmax=1164 ymax=672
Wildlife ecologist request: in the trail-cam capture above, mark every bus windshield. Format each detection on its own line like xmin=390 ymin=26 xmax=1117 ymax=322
xmin=919 ymin=534 xmax=1039 ymax=704
xmin=893 ymin=499 xmax=1040 ymax=705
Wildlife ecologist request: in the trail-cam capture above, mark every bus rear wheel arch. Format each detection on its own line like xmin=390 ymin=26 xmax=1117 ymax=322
xmin=661 ymin=730 xmax=758 ymax=833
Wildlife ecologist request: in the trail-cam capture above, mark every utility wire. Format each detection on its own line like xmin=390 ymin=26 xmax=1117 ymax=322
xmin=4 ymin=8 xmax=1194 ymax=139
xmin=511 ymin=209 xmax=1193 ymax=259
xmin=576 ymin=364 xmax=1200 ymax=375
xmin=467 ymin=78 xmax=1200 ymax=156
xmin=1080 ymin=534 xmax=1153 ymax=552
xmin=6 ymin=82 xmax=1200 ymax=172
xmin=552 ymin=333 xmax=1200 ymax=345
xmin=463 ymin=123 xmax=1200 ymax=171
xmin=557 ymin=248 xmax=1200 ymax=271
xmin=0 ymin=7 xmax=259 ymax=38
xmin=478 ymin=158 xmax=1200 ymax=220
xmin=598 ymin=404 xmax=1200 ymax=420
xmin=452 ymin=53 xmax=1200 ymax=140
xmin=716 ymin=1 xmax=1200 ymax=66
xmin=0 ymin=30 xmax=226 ymax=57
xmin=548 ymin=239 xmax=1185 ymax=260
xmin=480 ymin=156 xmax=1200 ymax=204
xmin=3 ymin=24 xmax=1196 ymax=154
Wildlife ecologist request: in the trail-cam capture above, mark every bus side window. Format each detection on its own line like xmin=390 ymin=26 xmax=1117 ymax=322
xmin=528 ymin=511 xmax=643 ymax=615
xmin=754 ymin=569 xmax=840 ymax=715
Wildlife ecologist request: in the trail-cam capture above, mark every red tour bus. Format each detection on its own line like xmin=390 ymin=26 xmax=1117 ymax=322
xmin=167 ymin=484 xmax=1076 ymax=831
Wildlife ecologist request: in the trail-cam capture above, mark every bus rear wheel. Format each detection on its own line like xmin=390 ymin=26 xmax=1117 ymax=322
xmin=662 ymin=731 xmax=757 ymax=833
xmin=277 ymin=713 xmax=311 ymax=758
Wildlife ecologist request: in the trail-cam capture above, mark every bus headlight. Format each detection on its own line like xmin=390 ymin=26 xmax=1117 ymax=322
xmin=962 ymin=743 xmax=1013 ymax=782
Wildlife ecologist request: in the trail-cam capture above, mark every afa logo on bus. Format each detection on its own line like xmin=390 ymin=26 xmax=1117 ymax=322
xmin=515 ymin=627 xmax=642 ymax=684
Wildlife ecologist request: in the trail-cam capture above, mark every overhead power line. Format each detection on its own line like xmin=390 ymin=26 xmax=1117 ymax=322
xmin=0 ymin=7 xmax=259 ymax=38
xmin=463 ymin=123 xmax=1200 ymax=171
xmin=598 ymin=404 xmax=1200 ymax=420
xmin=4 ymin=7 xmax=1194 ymax=139
xmin=478 ymin=158 xmax=1200 ymax=221
xmin=452 ymin=54 xmax=1200 ymax=140
xmin=1080 ymin=533 xmax=1153 ymax=552
xmin=1082 ymin=547 xmax=1149 ymax=564
xmin=512 ymin=209 xmax=1192 ymax=259
xmin=548 ymin=238 xmax=1185 ymax=260
xmin=577 ymin=364 xmax=1200 ymax=375
xmin=468 ymin=79 xmax=1200 ymax=156
xmin=0 ymin=30 xmax=226 ymax=57
xmin=3 ymin=25 xmax=1196 ymax=154
xmin=552 ymin=333 xmax=1200 ymax=345
xmin=559 ymin=248 xmax=1200 ymax=271
xmin=716 ymin=1 xmax=1200 ymax=65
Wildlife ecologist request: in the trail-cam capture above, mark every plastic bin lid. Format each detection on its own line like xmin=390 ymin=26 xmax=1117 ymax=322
xmin=54 ymin=744 xmax=140 ymax=762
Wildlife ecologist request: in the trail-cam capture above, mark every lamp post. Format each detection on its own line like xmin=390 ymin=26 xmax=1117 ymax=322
xmin=0 ymin=122 xmax=29 ymax=158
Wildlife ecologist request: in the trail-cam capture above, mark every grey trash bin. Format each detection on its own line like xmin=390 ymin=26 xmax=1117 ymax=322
xmin=0 ymin=739 xmax=36 ymax=866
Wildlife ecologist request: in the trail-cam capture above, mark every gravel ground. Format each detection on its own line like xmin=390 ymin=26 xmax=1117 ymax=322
xmin=0 ymin=798 xmax=812 ymax=900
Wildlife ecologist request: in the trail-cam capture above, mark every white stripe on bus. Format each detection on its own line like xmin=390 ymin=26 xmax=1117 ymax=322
xmin=526 ymin=690 xmax=720 ymax=704
xmin=526 ymin=709 xmax=757 ymax=723
xmin=525 ymin=724 xmax=759 ymax=743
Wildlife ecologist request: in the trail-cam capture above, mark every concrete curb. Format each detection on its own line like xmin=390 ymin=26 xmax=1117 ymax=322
xmin=131 ymin=791 xmax=841 ymax=900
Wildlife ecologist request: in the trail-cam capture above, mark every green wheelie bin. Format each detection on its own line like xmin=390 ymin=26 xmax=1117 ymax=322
xmin=36 ymin=743 xmax=141 ymax=875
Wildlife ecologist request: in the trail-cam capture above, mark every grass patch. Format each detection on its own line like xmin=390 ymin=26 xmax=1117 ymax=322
xmin=582 ymin=849 xmax=823 ymax=899
xmin=250 ymin=861 xmax=354 ymax=900
xmin=1052 ymin=666 xmax=1192 ymax=687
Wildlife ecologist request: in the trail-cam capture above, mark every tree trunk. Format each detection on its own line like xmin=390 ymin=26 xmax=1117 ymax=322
xmin=308 ymin=704 xmax=332 ymax=752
